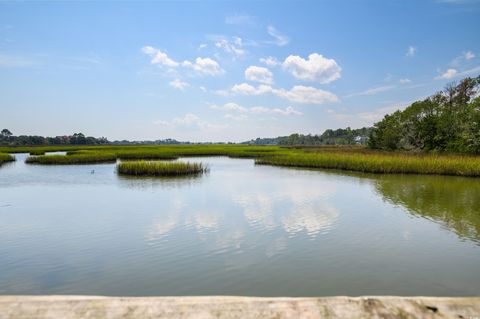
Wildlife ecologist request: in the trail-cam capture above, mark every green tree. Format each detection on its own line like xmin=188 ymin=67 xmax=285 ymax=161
xmin=1 ymin=129 xmax=12 ymax=138
xmin=369 ymin=76 xmax=480 ymax=154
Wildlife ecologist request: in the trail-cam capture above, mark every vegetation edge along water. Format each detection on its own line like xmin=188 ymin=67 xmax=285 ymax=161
xmin=0 ymin=153 xmax=15 ymax=165
xmin=1 ymin=144 xmax=479 ymax=177
xmin=255 ymin=152 xmax=480 ymax=177
xmin=117 ymin=160 xmax=208 ymax=177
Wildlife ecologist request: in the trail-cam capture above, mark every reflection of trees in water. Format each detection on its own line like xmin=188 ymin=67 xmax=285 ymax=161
xmin=373 ymin=174 xmax=480 ymax=242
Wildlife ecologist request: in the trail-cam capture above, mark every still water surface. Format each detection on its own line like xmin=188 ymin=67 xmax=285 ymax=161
xmin=1 ymin=154 xmax=479 ymax=296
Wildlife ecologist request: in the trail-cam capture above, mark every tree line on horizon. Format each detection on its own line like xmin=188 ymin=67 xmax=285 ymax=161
xmin=0 ymin=131 xmax=109 ymax=146
xmin=368 ymin=76 xmax=480 ymax=154
xmin=244 ymin=127 xmax=372 ymax=146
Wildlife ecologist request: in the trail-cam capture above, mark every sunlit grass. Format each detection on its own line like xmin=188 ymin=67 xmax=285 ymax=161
xmin=29 ymin=150 xmax=46 ymax=156
xmin=26 ymin=153 xmax=116 ymax=165
xmin=0 ymin=153 xmax=15 ymax=165
xmin=9 ymin=144 xmax=480 ymax=176
xmin=255 ymin=152 xmax=480 ymax=177
xmin=22 ymin=145 xmax=281 ymax=165
xmin=117 ymin=160 xmax=208 ymax=177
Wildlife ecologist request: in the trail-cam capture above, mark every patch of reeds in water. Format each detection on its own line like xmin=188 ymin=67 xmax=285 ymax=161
xmin=29 ymin=150 xmax=46 ymax=156
xmin=255 ymin=152 xmax=480 ymax=177
xmin=0 ymin=153 xmax=15 ymax=165
xmin=117 ymin=160 xmax=208 ymax=177
xmin=26 ymin=153 xmax=116 ymax=165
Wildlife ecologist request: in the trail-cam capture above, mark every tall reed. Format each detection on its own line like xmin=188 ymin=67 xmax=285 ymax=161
xmin=255 ymin=152 xmax=480 ymax=177
xmin=117 ymin=160 xmax=208 ymax=177
xmin=26 ymin=153 xmax=116 ymax=165
xmin=29 ymin=150 xmax=46 ymax=156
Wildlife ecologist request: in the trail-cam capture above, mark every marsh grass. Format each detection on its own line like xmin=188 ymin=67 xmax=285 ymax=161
xmin=117 ymin=160 xmax=208 ymax=177
xmin=26 ymin=153 xmax=116 ymax=165
xmin=255 ymin=152 xmax=480 ymax=177
xmin=0 ymin=153 xmax=15 ymax=165
xmin=7 ymin=144 xmax=479 ymax=177
xmin=29 ymin=150 xmax=46 ymax=156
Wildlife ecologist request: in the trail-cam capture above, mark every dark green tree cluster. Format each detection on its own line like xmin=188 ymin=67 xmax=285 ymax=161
xmin=368 ymin=76 xmax=480 ymax=154
xmin=246 ymin=127 xmax=372 ymax=145
xmin=0 ymin=130 xmax=109 ymax=146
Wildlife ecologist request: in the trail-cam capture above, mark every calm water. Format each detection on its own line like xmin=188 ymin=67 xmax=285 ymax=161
xmin=1 ymin=154 xmax=479 ymax=296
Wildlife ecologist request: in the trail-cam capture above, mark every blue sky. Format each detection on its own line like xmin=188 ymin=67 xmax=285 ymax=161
xmin=1 ymin=1 xmax=479 ymax=142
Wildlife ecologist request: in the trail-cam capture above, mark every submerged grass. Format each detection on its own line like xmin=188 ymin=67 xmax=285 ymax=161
xmin=26 ymin=153 xmax=116 ymax=165
xmin=255 ymin=152 xmax=480 ymax=177
xmin=117 ymin=160 xmax=208 ymax=177
xmin=0 ymin=153 xmax=15 ymax=165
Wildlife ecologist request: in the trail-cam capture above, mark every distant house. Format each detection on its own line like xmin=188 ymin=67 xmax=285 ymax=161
xmin=354 ymin=135 xmax=368 ymax=145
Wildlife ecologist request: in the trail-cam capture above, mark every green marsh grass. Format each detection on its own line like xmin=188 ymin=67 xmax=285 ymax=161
xmin=255 ymin=152 xmax=480 ymax=177
xmin=26 ymin=153 xmax=116 ymax=165
xmin=0 ymin=153 xmax=15 ymax=165
xmin=29 ymin=150 xmax=46 ymax=156
xmin=117 ymin=160 xmax=208 ymax=177
xmin=6 ymin=143 xmax=479 ymax=177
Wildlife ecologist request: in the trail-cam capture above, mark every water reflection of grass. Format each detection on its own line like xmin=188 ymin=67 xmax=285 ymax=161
xmin=117 ymin=174 xmax=203 ymax=190
xmin=373 ymin=174 xmax=480 ymax=242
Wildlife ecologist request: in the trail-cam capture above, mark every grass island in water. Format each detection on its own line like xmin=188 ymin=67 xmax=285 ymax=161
xmin=1 ymin=144 xmax=478 ymax=177
xmin=25 ymin=153 xmax=117 ymax=165
xmin=117 ymin=160 xmax=208 ymax=177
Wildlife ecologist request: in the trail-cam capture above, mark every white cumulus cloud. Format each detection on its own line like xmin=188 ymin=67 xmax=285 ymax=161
xmin=260 ymin=56 xmax=279 ymax=66
xmin=142 ymin=46 xmax=224 ymax=76
xmin=182 ymin=57 xmax=224 ymax=76
xmin=434 ymin=68 xmax=458 ymax=80
xmin=142 ymin=46 xmax=179 ymax=67
xmin=282 ymin=53 xmax=341 ymax=84
xmin=273 ymin=85 xmax=339 ymax=104
xmin=245 ymin=66 xmax=274 ymax=84
xmin=231 ymin=83 xmax=273 ymax=95
xmin=230 ymin=83 xmax=338 ymax=105
xmin=169 ymin=79 xmax=190 ymax=90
